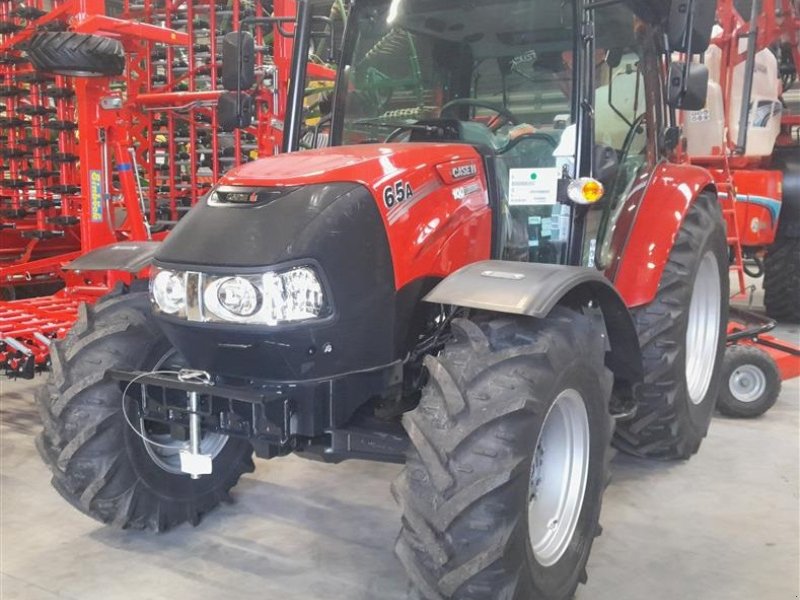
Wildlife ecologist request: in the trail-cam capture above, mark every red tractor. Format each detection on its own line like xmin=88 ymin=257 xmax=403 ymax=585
xmin=36 ymin=0 xmax=728 ymax=597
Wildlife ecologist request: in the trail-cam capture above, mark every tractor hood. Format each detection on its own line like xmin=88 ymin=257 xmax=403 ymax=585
xmin=149 ymin=142 xmax=491 ymax=381
xmin=216 ymin=142 xmax=478 ymax=191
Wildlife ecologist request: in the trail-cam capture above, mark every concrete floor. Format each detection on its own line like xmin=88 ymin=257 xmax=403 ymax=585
xmin=1 ymin=325 xmax=798 ymax=600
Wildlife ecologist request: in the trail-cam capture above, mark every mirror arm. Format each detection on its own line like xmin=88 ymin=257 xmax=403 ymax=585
xmin=283 ymin=0 xmax=313 ymax=153
xmin=678 ymin=0 xmax=695 ymax=102
xmin=608 ymin=67 xmax=634 ymax=128
xmin=735 ymin=0 xmax=761 ymax=154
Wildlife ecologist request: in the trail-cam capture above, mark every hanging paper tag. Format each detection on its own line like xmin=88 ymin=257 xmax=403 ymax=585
xmin=509 ymin=168 xmax=559 ymax=206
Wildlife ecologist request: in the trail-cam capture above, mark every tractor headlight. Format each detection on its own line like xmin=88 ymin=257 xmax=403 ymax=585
xmin=150 ymin=265 xmax=329 ymax=325
xmin=151 ymin=268 xmax=187 ymax=315
xmin=268 ymin=266 xmax=326 ymax=323
xmin=205 ymin=276 xmax=262 ymax=320
xmin=203 ymin=267 xmax=327 ymax=324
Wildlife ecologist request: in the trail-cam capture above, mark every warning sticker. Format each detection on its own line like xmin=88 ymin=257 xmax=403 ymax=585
xmin=509 ymin=168 xmax=559 ymax=206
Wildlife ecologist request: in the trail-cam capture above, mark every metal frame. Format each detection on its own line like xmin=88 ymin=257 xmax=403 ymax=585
xmin=0 ymin=0 xmax=340 ymax=376
xmin=682 ymin=0 xmax=799 ymax=298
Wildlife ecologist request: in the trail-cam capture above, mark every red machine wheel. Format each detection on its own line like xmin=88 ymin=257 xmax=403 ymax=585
xmin=717 ymin=345 xmax=781 ymax=418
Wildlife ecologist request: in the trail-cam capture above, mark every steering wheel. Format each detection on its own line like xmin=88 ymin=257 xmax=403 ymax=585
xmin=439 ymin=98 xmax=520 ymax=132
xmin=498 ymin=131 xmax=558 ymax=154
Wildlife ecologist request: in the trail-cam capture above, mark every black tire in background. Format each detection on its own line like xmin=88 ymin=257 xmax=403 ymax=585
xmin=614 ymin=191 xmax=729 ymax=460
xmin=716 ymin=345 xmax=781 ymax=418
xmin=763 ymin=235 xmax=800 ymax=322
xmin=25 ymin=32 xmax=125 ymax=77
xmin=764 ymin=150 xmax=800 ymax=323
xmin=36 ymin=287 xmax=254 ymax=531
xmin=394 ymin=309 xmax=613 ymax=600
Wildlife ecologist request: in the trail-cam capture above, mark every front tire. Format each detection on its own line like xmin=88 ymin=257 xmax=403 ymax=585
xmin=394 ymin=309 xmax=613 ymax=599
xmin=614 ymin=191 xmax=729 ymax=459
xmin=36 ymin=288 xmax=254 ymax=531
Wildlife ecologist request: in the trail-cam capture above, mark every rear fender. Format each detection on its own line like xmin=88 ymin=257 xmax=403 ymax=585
xmin=610 ymin=163 xmax=716 ymax=308
xmin=64 ymin=241 xmax=161 ymax=273
xmin=424 ymin=260 xmax=642 ymax=384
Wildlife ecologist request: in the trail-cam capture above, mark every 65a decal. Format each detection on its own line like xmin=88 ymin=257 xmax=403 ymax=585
xmin=383 ymin=180 xmax=414 ymax=208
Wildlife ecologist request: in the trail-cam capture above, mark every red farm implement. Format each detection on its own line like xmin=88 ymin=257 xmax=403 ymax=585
xmin=0 ymin=0 xmax=338 ymax=377
xmin=676 ymin=0 xmax=800 ymax=416
xmin=682 ymin=0 xmax=800 ymax=306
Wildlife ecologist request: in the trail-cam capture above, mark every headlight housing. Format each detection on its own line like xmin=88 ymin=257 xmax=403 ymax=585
xmin=150 ymin=269 xmax=187 ymax=316
xmin=150 ymin=265 xmax=329 ymax=326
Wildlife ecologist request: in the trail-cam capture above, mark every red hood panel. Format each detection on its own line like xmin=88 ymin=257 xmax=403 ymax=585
xmin=219 ymin=142 xmax=493 ymax=290
xmin=219 ymin=143 xmax=481 ymax=190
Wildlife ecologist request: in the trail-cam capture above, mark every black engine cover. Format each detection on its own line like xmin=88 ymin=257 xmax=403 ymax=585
xmin=153 ymin=183 xmax=398 ymax=381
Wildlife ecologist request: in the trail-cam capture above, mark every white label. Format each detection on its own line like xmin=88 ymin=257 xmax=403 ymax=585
xmin=509 ymin=168 xmax=559 ymax=206
xmin=179 ymin=450 xmax=213 ymax=476
xmin=688 ymin=110 xmax=710 ymax=123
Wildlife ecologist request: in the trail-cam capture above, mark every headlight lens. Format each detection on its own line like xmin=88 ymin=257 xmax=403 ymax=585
xmin=204 ymin=276 xmax=262 ymax=320
xmin=266 ymin=267 xmax=326 ymax=323
xmin=150 ymin=265 xmax=329 ymax=325
xmin=151 ymin=269 xmax=186 ymax=315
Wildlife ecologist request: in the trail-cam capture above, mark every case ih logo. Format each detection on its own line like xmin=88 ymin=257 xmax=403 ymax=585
xmin=451 ymin=164 xmax=477 ymax=180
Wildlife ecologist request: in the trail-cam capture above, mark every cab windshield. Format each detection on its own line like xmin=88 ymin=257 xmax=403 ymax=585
xmin=334 ymin=0 xmax=578 ymax=148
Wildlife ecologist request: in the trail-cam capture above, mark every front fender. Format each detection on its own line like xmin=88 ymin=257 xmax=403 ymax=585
xmin=64 ymin=241 xmax=161 ymax=273
xmin=424 ymin=260 xmax=642 ymax=383
xmin=609 ymin=162 xmax=716 ymax=308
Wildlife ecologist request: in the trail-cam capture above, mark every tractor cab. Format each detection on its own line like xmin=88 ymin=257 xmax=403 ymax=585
xmin=332 ymin=0 xmax=647 ymax=266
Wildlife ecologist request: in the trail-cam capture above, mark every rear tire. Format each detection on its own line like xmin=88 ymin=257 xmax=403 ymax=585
xmin=36 ymin=287 xmax=254 ymax=531
xmin=614 ymin=191 xmax=729 ymax=459
xmin=394 ymin=308 xmax=612 ymax=599
xmin=763 ymin=235 xmax=800 ymax=323
xmin=716 ymin=345 xmax=781 ymax=418
xmin=26 ymin=32 xmax=125 ymax=77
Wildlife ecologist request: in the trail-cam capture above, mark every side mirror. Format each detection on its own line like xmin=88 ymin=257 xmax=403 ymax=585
xmin=668 ymin=0 xmax=718 ymax=54
xmin=667 ymin=62 xmax=709 ymax=111
xmin=217 ymin=92 xmax=253 ymax=132
xmin=594 ymin=143 xmax=619 ymax=187
xmin=222 ymin=31 xmax=255 ymax=92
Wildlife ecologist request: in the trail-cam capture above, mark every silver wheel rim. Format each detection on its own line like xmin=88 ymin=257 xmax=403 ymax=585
xmin=728 ymin=364 xmax=767 ymax=403
xmin=139 ymin=350 xmax=229 ymax=475
xmin=685 ymin=251 xmax=722 ymax=405
xmin=528 ymin=389 xmax=590 ymax=567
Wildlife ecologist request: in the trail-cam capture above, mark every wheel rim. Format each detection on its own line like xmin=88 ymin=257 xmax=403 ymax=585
xmin=139 ymin=349 xmax=229 ymax=475
xmin=528 ymin=389 xmax=590 ymax=567
xmin=728 ymin=364 xmax=767 ymax=403
xmin=685 ymin=251 xmax=722 ymax=405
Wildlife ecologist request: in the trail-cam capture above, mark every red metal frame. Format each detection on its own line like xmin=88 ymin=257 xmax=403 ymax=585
xmin=1 ymin=0 xmax=339 ymax=376
xmin=683 ymin=0 xmax=800 ymax=298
